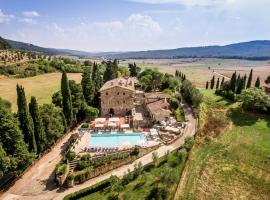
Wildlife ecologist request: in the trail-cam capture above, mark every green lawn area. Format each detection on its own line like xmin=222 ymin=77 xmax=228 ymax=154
xmin=0 ymin=73 xmax=82 ymax=111
xmin=65 ymin=150 xmax=189 ymax=200
xmin=179 ymin=89 xmax=270 ymax=200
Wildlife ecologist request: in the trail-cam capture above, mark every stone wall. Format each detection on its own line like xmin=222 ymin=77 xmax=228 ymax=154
xmin=100 ymin=86 xmax=135 ymax=116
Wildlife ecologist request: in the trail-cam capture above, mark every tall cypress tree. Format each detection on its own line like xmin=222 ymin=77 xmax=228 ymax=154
xmin=81 ymin=66 xmax=94 ymax=105
xmin=61 ymin=71 xmax=74 ymax=126
xmin=210 ymin=75 xmax=215 ymax=89
xmin=230 ymin=72 xmax=237 ymax=92
xmin=236 ymin=78 xmax=244 ymax=94
xmin=17 ymin=85 xmax=37 ymax=153
xmin=206 ymin=81 xmax=209 ymax=89
xmin=255 ymin=77 xmax=260 ymax=88
xmin=29 ymin=96 xmax=46 ymax=153
xmin=220 ymin=77 xmax=225 ymax=88
xmin=92 ymin=62 xmax=103 ymax=94
xmin=247 ymin=69 xmax=253 ymax=88
xmin=243 ymin=74 xmax=247 ymax=89
xmin=216 ymin=78 xmax=220 ymax=89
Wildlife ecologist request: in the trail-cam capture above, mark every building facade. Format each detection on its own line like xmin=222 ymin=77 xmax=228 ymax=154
xmin=100 ymin=78 xmax=136 ymax=116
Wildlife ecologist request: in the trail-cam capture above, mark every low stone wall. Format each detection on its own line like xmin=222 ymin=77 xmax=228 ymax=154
xmin=66 ymin=145 xmax=159 ymax=187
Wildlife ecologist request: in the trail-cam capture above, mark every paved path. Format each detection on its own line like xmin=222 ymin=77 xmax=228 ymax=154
xmin=1 ymin=102 xmax=196 ymax=200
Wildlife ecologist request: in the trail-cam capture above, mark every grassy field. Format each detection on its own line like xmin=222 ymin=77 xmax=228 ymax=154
xmin=179 ymin=89 xmax=270 ymax=200
xmin=0 ymin=73 xmax=82 ymax=111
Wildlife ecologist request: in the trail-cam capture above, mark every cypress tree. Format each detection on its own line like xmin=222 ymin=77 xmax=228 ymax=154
xmin=255 ymin=77 xmax=260 ymax=88
xmin=61 ymin=71 xmax=74 ymax=126
xmin=216 ymin=78 xmax=220 ymax=89
xmin=210 ymin=75 xmax=215 ymax=89
xmin=81 ymin=66 xmax=94 ymax=105
xmin=247 ymin=69 xmax=253 ymax=88
xmin=236 ymin=78 xmax=244 ymax=94
xmin=92 ymin=62 xmax=103 ymax=94
xmin=206 ymin=81 xmax=209 ymax=89
xmin=17 ymin=85 xmax=37 ymax=153
xmin=220 ymin=77 xmax=225 ymax=88
xmin=183 ymin=74 xmax=186 ymax=81
xmin=29 ymin=96 xmax=46 ymax=153
xmin=243 ymin=74 xmax=247 ymax=89
xmin=230 ymin=72 xmax=237 ymax=92
xmin=103 ymin=61 xmax=118 ymax=82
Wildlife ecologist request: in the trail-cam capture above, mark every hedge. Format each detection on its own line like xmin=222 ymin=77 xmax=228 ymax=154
xmin=63 ymin=179 xmax=111 ymax=200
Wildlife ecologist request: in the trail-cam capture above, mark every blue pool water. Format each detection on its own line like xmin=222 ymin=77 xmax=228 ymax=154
xmin=90 ymin=133 xmax=147 ymax=147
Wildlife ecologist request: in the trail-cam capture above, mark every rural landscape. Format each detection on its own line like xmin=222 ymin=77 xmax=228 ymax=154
xmin=0 ymin=0 xmax=270 ymax=200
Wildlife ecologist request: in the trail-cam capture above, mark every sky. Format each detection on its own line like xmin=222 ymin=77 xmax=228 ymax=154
xmin=0 ymin=0 xmax=270 ymax=52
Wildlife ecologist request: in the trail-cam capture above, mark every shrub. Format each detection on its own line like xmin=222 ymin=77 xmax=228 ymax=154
xmin=66 ymin=151 xmax=76 ymax=161
xmin=80 ymin=154 xmax=91 ymax=161
xmin=170 ymin=97 xmax=180 ymax=110
xmin=130 ymin=146 xmax=140 ymax=156
xmin=76 ymin=161 xmax=89 ymax=171
xmin=56 ymin=163 xmax=67 ymax=176
xmin=107 ymin=193 xmax=119 ymax=200
xmin=146 ymin=186 xmax=169 ymax=200
xmin=81 ymin=123 xmax=89 ymax=128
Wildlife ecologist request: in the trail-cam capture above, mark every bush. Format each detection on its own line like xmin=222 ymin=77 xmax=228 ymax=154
xmin=64 ymin=179 xmax=111 ymax=200
xmin=184 ymin=137 xmax=194 ymax=151
xmin=76 ymin=161 xmax=89 ymax=171
xmin=146 ymin=186 xmax=169 ymax=200
xmin=66 ymin=151 xmax=76 ymax=161
xmin=107 ymin=193 xmax=119 ymax=200
xmin=80 ymin=154 xmax=91 ymax=161
xmin=81 ymin=123 xmax=89 ymax=128
xmin=170 ymin=97 xmax=180 ymax=110
xmin=175 ymin=106 xmax=185 ymax=122
xmin=56 ymin=163 xmax=67 ymax=176
xmin=130 ymin=146 xmax=140 ymax=156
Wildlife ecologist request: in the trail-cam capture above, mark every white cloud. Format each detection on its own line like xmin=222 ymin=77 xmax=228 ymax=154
xmin=22 ymin=11 xmax=40 ymax=17
xmin=18 ymin=18 xmax=37 ymax=25
xmin=126 ymin=0 xmax=226 ymax=6
xmin=0 ymin=9 xmax=14 ymax=23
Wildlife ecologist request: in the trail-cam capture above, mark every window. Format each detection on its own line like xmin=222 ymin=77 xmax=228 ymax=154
xmin=123 ymin=92 xmax=125 ymax=95
xmin=123 ymin=100 xmax=125 ymax=103
xmin=106 ymin=92 xmax=108 ymax=95
xmin=117 ymin=92 xmax=119 ymax=95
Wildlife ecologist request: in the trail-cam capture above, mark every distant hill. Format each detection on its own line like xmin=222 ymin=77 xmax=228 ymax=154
xmin=103 ymin=41 xmax=270 ymax=60
xmin=3 ymin=37 xmax=270 ymax=60
xmin=0 ymin=37 xmax=12 ymax=49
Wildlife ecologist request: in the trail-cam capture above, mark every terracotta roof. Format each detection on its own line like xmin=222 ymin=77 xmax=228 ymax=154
xmin=146 ymin=99 xmax=172 ymax=121
xmin=145 ymin=92 xmax=171 ymax=99
xmin=99 ymin=77 xmax=136 ymax=92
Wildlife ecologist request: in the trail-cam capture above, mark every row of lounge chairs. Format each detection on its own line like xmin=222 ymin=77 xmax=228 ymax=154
xmin=89 ymin=147 xmax=119 ymax=153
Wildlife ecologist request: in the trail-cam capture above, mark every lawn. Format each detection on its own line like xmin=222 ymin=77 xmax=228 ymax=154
xmin=0 ymin=73 xmax=82 ymax=111
xmin=179 ymin=89 xmax=270 ymax=200
xmin=65 ymin=150 xmax=189 ymax=200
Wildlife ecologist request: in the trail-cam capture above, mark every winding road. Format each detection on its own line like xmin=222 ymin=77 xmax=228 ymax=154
xmin=1 ymin=101 xmax=196 ymax=200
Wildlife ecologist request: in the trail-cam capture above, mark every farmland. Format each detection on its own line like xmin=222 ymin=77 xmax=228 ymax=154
xmin=178 ymin=89 xmax=270 ymax=200
xmin=120 ymin=58 xmax=270 ymax=88
xmin=0 ymin=72 xmax=82 ymax=111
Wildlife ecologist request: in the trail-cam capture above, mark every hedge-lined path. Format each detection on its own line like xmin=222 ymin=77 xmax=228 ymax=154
xmin=1 ymin=101 xmax=196 ymax=200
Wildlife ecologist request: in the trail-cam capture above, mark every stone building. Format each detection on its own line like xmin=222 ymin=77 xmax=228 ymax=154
xmin=99 ymin=77 xmax=136 ymax=116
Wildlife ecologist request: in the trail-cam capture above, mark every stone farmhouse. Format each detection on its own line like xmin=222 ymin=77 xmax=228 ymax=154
xmin=100 ymin=77 xmax=173 ymax=127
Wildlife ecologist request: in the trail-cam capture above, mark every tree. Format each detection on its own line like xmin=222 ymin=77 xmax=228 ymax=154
xmin=255 ymin=77 xmax=260 ymax=88
xmin=210 ymin=75 xmax=215 ymax=89
xmin=236 ymin=78 xmax=244 ymax=94
xmin=246 ymin=69 xmax=253 ymax=88
xmin=40 ymin=104 xmax=67 ymax=146
xmin=243 ymin=74 xmax=247 ymax=89
xmin=52 ymin=91 xmax=62 ymax=107
xmin=103 ymin=60 xmax=118 ymax=82
xmin=61 ymin=71 xmax=74 ymax=126
xmin=0 ymin=104 xmax=33 ymax=175
xmin=240 ymin=88 xmax=270 ymax=113
xmin=81 ymin=66 xmax=94 ymax=105
xmin=220 ymin=77 xmax=225 ymax=88
xmin=128 ymin=63 xmax=140 ymax=77
xmin=206 ymin=81 xmax=209 ymax=89
xmin=29 ymin=97 xmax=46 ymax=153
xmin=265 ymin=75 xmax=270 ymax=84
xmin=230 ymin=72 xmax=237 ymax=92
xmin=91 ymin=62 xmax=103 ymax=107
xmin=84 ymin=105 xmax=99 ymax=121
xmin=216 ymin=78 xmax=220 ymax=89
xmin=17 ymin=85 xmax=37 ymax=153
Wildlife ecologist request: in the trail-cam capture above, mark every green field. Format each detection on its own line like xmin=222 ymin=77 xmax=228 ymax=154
xmin=0 ymin=73 xmax=82 ymax=111
xmin=179 ymin=89 xmax=270 ymax=200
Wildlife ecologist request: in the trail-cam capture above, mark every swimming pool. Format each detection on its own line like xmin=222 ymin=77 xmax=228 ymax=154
xmin=90 ymin=133 xmax=147 ymax=147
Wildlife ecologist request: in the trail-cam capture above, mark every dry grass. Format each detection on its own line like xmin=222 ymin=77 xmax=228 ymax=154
xmin=0 ymin=73 xmax=82 ymax=111
xmin=120 ymin=58 xmax=270 ymax=88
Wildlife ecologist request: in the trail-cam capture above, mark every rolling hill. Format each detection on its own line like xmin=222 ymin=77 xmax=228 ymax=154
xmin=0 ymin=36 xmax=12 ymax=49
xmin=2 ymin=36 xmax=270 ymax=60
